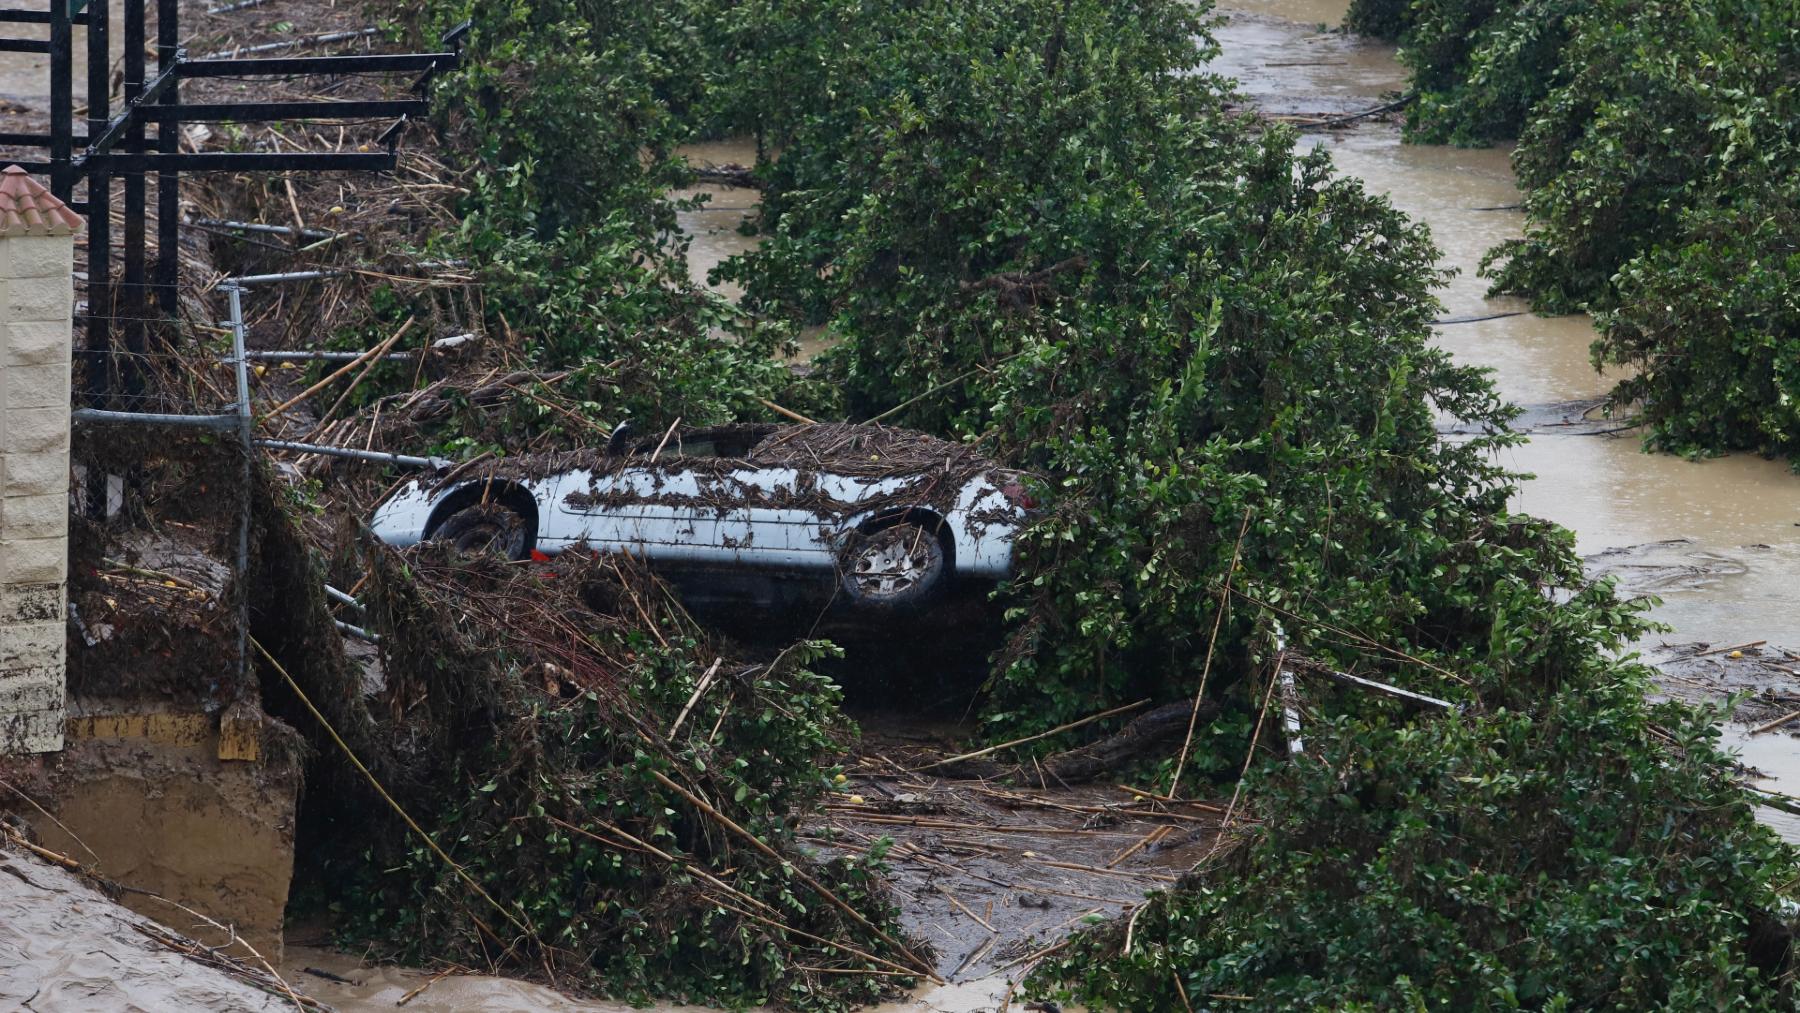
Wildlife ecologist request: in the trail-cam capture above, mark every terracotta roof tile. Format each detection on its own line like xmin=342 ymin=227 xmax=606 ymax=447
xmin=0 ymin=165 xmax=83 ymax=238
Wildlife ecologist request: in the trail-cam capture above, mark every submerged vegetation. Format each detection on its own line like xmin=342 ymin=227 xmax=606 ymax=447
xmin=1348 ymin=0 xmax=1800 ymax=460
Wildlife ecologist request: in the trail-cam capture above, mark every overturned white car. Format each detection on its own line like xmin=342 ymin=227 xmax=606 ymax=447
xmin=369 ymin=423 xmax=1036 ymax=614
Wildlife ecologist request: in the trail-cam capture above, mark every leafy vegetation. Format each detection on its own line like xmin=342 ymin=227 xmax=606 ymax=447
xmin=1485 ymin=0 xmax=1800 ymax=316
xmin=264 ymin=5 xmax=909 ymax=1008
xmin=1593 ymin=173 xmax=1800 ymax=458
xmin=1040 ymin=668 xmax=1798 ymax=1008
xmin=1346 ymin=0 xmax=1579 ymax=144
xmin=391 ymin=0 xmax=811 ymax=446
xmin=707 ymin=0 xmax=1523 ymax=738
xmin=1347 ymin=0 xmax=1800 ymax=459
xmin=284 ymin=540 xmax=913 ymax=1010
xmin=699 ymin=0 xmax=1800 ymax=1005
xmin=263 ymin=0 xmax=1800 ymax=1006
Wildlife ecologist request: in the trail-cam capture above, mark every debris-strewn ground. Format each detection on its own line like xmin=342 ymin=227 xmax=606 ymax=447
xmin=1651 ymin=641 xmax=1800 ymax=730
xmin=812 ymin=717 xmax=1227 ymax=981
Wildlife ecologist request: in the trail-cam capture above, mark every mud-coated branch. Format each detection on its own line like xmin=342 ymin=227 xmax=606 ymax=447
xmin=958 ymin=255 xmax=1090 ymax=297
xmin=933 ymin=699 xmax=1218 ymax=786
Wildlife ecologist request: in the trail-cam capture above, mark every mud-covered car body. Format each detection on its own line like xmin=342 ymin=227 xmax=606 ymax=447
xmin=369 ymin=424 xmax=1033 ymax=621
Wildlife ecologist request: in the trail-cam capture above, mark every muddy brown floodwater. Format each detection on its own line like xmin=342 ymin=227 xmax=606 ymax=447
xmin=673 ymin=139 xmax=837 ymax=363
xmin=1213 ymin=0 xmax=1800 ymax=847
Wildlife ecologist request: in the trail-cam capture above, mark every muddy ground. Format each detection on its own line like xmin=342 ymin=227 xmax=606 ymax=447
xmin=810 ymin=716 xmax=1222 ymax=982
xmin=0 ymin=845 xmax=298 ymax=1012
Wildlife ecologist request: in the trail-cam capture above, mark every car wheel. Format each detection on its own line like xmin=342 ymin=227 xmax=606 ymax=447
xmin=840 ymin=522 xmax=946 ymax=609
xmin=432 ymin=503 xmax=531 ymax=560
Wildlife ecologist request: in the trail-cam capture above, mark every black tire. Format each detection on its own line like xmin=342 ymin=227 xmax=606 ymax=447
xmin=839 ymin=522 xmax=946 ymax=609
xmin=432 ymin=502 xmax=531 ymax=560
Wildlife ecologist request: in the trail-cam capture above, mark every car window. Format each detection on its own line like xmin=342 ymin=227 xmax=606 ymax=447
xmin=630 ymin=425 xmax=777 ymax=460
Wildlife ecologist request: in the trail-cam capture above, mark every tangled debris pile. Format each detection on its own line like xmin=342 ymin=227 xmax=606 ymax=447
xmin=282 ymin=535 xmax=921 ymax=1009
xmin=65 ymin=424 xmax=253 ymax=708
xmin=445 ymin=422 xmax=1007 ymax=528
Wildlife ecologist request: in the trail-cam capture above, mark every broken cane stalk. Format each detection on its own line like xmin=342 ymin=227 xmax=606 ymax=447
xmin=912 ymin=699 xmax=1150 ymax=771
xmin=250 ymin=637 xmax=536 ymax=942
xmin=1750 ymin=707 xmax=1800 ymax=736
xmin=934 ymin=881 xmax=997 ymax=932
xmin=257 ymin=317 xmax=416 ymax=425
xmin=757 ymin=397 xmax=817 ymax=424
xmin=667 ymin=657 xmax=724 ymax=739
xmin=648 ymin=770 xmax=941 ymax=981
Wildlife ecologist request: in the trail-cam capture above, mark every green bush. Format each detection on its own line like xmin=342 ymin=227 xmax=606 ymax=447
xmin=387 ymin=0 xmax=810 ymax=445
xmin=709 ymin=0 xmax=1529 ymax=741
xmin=1401 ymin=0 xmax=1582 ymax=144
xmin=1591 ymin=173 xmax=1800 ymax=458
xmin=1343 ymin=0 xmax=1412 ymax=40
xmin=1348 ymin=0 xmax=1800 ymax=457
xmin=322 ymin=551 xmax=911 ymax=1011
xmin=1346 ymin=0 xmax=1579 ymax=143
xmin=708 ymin=1 xmax=1800 ymax=1004
xmin=1038 ymin=659 xmax=1799 ymax=1008
xmin=1484 ymin=0 xmax=1800 ymax=314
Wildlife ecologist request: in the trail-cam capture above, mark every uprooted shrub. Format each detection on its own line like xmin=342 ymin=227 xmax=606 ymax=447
xmin=257 ymin=507 xmax=917 ymax=1008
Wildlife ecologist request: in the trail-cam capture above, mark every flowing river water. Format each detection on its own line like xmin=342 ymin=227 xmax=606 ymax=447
xmin=1203 ymin=0 xmax=1800 ymax=846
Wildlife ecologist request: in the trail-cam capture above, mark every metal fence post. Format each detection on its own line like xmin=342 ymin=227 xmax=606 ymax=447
xmin=227 ymin=281 xmax=253 ymax=688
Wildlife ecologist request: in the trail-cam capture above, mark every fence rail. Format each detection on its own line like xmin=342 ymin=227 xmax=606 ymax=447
xmin=70 ymin=270 xmax=450 ymax=688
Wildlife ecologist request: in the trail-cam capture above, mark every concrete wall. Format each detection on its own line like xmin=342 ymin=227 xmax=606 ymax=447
xmin=0 ymin=166 xmax=77 ymax=755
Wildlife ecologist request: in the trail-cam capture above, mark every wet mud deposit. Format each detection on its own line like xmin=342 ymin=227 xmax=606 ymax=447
xmin=810 ymin=718 xmax=1224 ymax=982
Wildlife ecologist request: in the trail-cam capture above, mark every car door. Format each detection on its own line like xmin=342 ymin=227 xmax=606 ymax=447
xmin=549 ymin=462 xmax=833 ymax=570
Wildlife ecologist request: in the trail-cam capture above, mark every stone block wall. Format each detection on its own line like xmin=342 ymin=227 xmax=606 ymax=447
xmin=0 ymin=165 xmax=80 ymax=755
